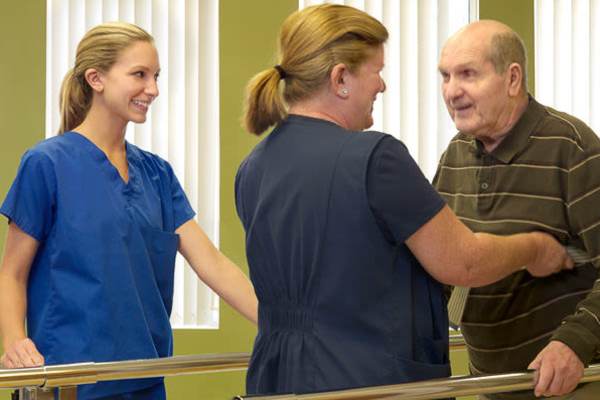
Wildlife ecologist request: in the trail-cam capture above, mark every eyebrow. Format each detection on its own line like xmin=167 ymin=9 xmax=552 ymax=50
xmin=130 ymin=65 xmax=161 ymax=73
xmin=438 ymin=62 xmax=477 ymax=72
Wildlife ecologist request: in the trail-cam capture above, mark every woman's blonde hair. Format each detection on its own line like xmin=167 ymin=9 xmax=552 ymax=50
xmin=243 ymin=4 xmax=388 ymax=135
xmin=58 ymin=22 xmax=154 ymax=133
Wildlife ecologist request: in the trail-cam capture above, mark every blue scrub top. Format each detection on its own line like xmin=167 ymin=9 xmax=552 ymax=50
xmin=1 ymin=132 xmax=195 ymax=399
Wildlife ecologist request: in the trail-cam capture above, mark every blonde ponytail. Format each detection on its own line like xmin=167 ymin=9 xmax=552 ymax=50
xmin=241 ymin=4 xmax=388 ymax=135
xmin=243 ymin=67 xmax=287 ymax=135
xmin=58 ymin=69 xmax=92 ymax=133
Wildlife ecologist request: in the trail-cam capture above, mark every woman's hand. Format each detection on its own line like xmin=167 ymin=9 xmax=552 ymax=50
xmin=525 ymin=232 xmax=574 ymax=277
xmin=0 ymin=223 xmax=40 ymax=369
xmin=1 ymin=338 xmax=44 ymax=368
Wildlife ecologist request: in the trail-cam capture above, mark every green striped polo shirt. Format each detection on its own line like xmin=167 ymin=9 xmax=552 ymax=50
xmin=433 ymin=97 xmax=600 ymax=398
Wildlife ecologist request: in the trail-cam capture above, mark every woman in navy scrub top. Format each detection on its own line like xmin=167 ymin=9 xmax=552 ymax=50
xmin=236 ymin=4 xmax=572 ymax=396
xmin=0 ymin=22 xmax=257 ymax=399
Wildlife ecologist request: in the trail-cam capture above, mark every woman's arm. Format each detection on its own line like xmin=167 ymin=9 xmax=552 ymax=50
xmin=0 ymin=222 xmax=44 ymax=368
xmin=176 ymin=220 xmax=258 ymax=324
xmin=406 ymin=205 xmax=573 ymax=287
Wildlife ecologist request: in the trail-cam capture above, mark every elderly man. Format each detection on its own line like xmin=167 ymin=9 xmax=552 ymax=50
xmin=434 ymin=20 xmax=600 ymax=399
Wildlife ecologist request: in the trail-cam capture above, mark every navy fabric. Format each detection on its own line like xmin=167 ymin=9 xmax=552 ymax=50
xmin=235 ymin=115 xmax=449 ymax=395
xmin=0 ymin=132 xmax=195 ymax=399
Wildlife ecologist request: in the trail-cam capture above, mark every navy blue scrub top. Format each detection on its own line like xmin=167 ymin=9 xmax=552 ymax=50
xmin=0 ymin=132 xmax=195 ymax=399
xmin=236 ymin=115 xmax=449 ymax=395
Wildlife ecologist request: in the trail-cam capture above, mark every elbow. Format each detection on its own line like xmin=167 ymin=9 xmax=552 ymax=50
xmin=442 ymin=244 xmax=487 ymax=287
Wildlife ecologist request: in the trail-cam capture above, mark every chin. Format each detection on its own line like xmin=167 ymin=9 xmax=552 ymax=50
xmin=130 ymin=115 xmax=148 ymax=124
xmin=454 ymin=120 xmax=474 ymax=134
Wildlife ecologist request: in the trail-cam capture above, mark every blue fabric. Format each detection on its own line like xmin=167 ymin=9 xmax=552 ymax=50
xmin=235 ymin=115 xmax=449 ymax=395
xmin=95 ymin=382 xmax=166 ymax=399
xmin=1 ymin=132 xmax=195 ymax=400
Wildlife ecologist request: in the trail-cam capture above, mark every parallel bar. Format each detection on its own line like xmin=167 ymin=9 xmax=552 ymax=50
xmin=0 ymin=368 xmax=47 ymax=388
xmin=237 ymin=364 xmax=600 ymax=400
xmin=3 ymin=345 xmax=600 ymax=400
xmin=0 ymin=337 xmax=467 ymax=390
xmin=0 ymin=353 xmax=251 ymax=389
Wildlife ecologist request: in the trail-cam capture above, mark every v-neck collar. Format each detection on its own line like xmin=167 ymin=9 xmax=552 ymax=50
xmin=64 ymin=131 xmax=141 ymax=195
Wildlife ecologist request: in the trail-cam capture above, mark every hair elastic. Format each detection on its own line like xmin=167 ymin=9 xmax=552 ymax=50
xmin=274 ymin=65 xmax=287 ymax=80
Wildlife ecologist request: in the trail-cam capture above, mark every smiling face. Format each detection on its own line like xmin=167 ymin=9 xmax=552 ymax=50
xmin=99 ymin=40 xmax=160 ymax=125
xmin=438 ymin=29 xmax=513 ymax=143
xmin=344 ymin=45 xmax=386 ymax=131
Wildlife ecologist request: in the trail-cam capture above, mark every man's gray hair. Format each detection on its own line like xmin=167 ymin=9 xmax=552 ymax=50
xmin=488 ymin=30 xmax=528 ymax=91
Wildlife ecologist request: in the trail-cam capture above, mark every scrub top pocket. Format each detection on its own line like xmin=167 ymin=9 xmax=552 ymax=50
xmin=140 ymin=226 xmax=179 ymax=313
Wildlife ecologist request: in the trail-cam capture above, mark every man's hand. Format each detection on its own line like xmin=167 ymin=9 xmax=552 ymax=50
xmin=526 ymin=232 xmax=574 ymax=277
xmin=528 ymin=340 xmax=584 ymax=397
xmin=0 ymin=338 xmax=44 ymax=368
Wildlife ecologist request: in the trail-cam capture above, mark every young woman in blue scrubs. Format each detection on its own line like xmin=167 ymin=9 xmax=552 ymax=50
xmin=0 ymin=22 xmax=257 ymax=399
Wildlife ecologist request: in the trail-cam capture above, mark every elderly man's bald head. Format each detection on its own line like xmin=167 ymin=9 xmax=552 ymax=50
xmin=438 ymin=20 xmax=530 ymax=145
xmin=446 ymin=20 xmax=528 ymax=90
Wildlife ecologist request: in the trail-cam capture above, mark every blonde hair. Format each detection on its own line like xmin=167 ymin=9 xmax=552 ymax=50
xmin=243 ymin=4 xmax=388 ymax=135
xmin=58 ymin=22 xmax=154 ymax=133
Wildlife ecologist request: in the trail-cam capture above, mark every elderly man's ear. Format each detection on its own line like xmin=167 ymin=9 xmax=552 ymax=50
xmin=507 ymin=63 xmax=523 ymax=96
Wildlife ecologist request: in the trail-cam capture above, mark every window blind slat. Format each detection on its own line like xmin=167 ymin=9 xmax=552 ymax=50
xmin=536 ymin=0 xmax=600 ymax=135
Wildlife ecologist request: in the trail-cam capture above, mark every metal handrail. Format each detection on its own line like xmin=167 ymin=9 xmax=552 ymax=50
xmin=0 ymin=353 xmax=251 ymax=389
xmin=1 ymin=345 xmax=598 ymax=399
xmin=235 ymin=364 xmax=600 ymax=400
xmin=0 ymin=336 xmax=466 ymax=390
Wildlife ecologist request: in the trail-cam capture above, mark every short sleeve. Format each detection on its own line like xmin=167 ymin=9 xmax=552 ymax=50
xmin=0 ymin=150 xmax=57 ymax=242
xmin=234 ymin=157 xmax=249 ymax=230
xmin=165 ymin=162 xmax=195 ymax=230
xmin=367 ymin=136 xmax=445 ymax=244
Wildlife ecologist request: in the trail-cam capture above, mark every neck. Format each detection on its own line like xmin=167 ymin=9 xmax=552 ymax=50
xmin=73 ymin=105 xmax=128 ymax=155
xmin=288 ymin=92 xmax=351 ymax=130
xmin=481 ymin=93 xmax=529 ymax=153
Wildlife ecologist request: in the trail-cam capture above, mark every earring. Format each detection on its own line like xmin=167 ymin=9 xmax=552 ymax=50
xmin=341 ymin=88 xmax=349 ymax=96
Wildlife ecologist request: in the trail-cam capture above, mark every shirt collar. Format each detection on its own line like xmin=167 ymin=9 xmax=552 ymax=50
xmin=465 ymin=95 xmax=546 ymax=164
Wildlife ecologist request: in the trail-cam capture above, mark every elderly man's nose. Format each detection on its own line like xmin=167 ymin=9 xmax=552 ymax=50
xmin=444 ymin=77 xmax=463 ymax=99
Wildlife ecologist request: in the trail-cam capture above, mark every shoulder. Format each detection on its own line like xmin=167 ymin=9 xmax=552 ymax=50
xmin=434 ymin=131 xmax=474 ymax=168
xmin=348 ymin=129 xmax=389 ymax=152
xmin=534 ymin=102 xmax=600 ymax=153
xmin=128 ymin=143 xmax=175 ymax=177
xmin=17 ymin=135 xmax=73 ymax=171
xmin=27 ymin=134 xmax=72 ymax=159
xmin=436 ymin=131 xmax=474 ymax=159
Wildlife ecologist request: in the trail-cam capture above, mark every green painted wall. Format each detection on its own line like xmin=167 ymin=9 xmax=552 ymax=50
xmin=0 ymin=0 xmax=535 ymax=399
xmin=0 ymin=0 xmax=46 ymax=398
xmin=0 ymin=1 xmax=46 ymax=241
xmin=480 ymin=0 xmax=535 ymax=94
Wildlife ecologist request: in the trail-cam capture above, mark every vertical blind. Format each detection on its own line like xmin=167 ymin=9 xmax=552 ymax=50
xmin=299 ymin=0 xmax=477 ymax=179
xmin=535 ymin=0 xmax=600 ymax=134
xmin=46 ymin=0 xmax=220 ymax=328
